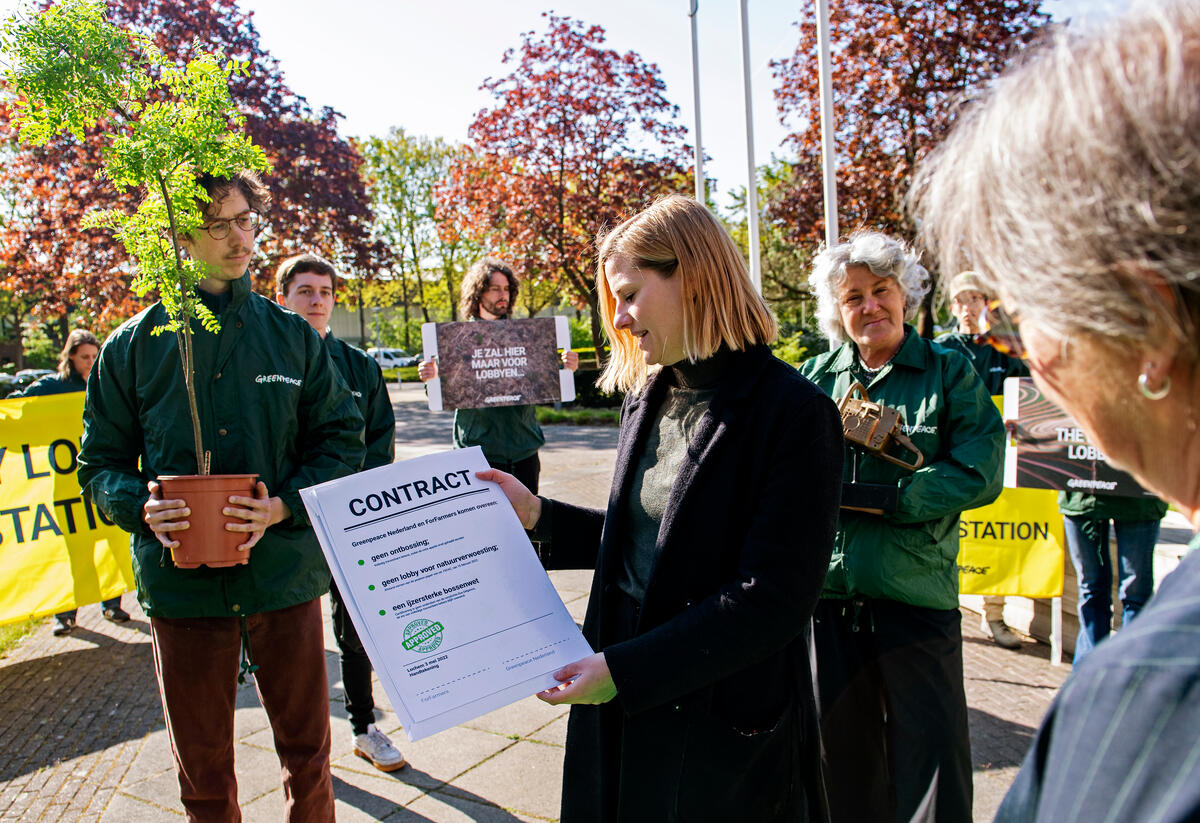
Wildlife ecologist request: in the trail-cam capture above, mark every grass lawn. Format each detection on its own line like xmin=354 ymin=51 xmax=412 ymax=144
xmin=536 ymin=406 xmax=619 ymax=426
xmin=0 ymin=616 xmax=44 ymax=660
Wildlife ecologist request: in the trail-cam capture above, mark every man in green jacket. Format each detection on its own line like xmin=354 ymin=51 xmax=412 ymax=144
xmin=78 ymin=172 xmax=364 ymax=822
xmin=936 ymin=271 xmax=1030 ymax=649
xmin=417 ymin=257 xmax=578 ymax=492
xmin=275 ymin=252 xmax=406 ymax=773
xmin=935 ymin=271 xmax=1029 ymax=395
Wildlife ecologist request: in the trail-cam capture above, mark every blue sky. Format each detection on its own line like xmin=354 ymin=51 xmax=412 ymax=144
xmin=1 ymin=0 xmax=1134 ymax=206
xmin=234 ymin=0 xmax=1132 ymax=208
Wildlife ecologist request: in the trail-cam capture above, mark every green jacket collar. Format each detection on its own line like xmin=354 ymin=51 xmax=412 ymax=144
xmin=194 ymin=272 xmax=253 ymax=314
xmin=230 ymin=272 xmax=253 ymax=309
xmin=828 ymin=324 xmax=929 ymax=374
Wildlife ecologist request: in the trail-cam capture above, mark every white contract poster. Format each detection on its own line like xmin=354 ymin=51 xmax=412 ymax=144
xmin=300 ymin=447 xmax=593 ymax=741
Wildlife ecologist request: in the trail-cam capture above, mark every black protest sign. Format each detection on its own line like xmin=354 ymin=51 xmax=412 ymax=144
xmin=430 ymin=318 xmax=566 ymax=411
xmin=1005 ymin=377 xmax=1153 ymax=498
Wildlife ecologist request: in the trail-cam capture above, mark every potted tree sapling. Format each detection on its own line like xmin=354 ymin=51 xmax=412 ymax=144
xmin=2 ymin=0 xmax=271 ymax=567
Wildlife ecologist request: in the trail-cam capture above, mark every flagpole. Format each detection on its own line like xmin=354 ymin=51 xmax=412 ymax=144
xmin=689 ymin=0 xmax=705 ymax=203
xmin=739 ymin=0 xmax=761 ymax=293
xmin=815 ymin=0 xmax=838 ymax=248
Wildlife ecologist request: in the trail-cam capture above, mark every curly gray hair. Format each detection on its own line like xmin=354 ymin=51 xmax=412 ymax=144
xmin=808 ymin=231 xmax=930 ymax=345
xmin=910 ymin=0 xmax=1200 ymax=348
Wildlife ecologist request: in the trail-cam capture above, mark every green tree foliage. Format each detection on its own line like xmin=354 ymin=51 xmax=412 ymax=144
xmin=355 ymin=129 xmax=478 ymax=348
xmin=727 ymin=160 xmax=817 ymax=324
xmin=1 ymin=0 xmax=269 ymax=473
xmin=437 ymin=14 xmax=692 ymax=355
xmin=0 ymin=0 xmax=385 ymax=352
xmin=769 ymin=0 xmax=1047 ymax=332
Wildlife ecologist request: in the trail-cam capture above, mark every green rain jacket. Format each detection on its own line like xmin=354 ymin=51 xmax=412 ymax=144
xmin=13 ymin=372 xmax=85 ymax=397
xmin=324 ymin=333 xmax=395 ymax=471
xmin=78 ymin=273 xmax=365 ymax=618
xmin=800 ymin=327 xmax=1006 ymax=610
xmin=934 ymin=331 xmax=1029 ymax=396
xmin=452 ymin=404 xmax=544 ymax=464
xmin=1058 ymin=491 xmax=1169 ymax=522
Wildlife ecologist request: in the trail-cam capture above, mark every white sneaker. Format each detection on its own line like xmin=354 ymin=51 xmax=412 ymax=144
xmin=354 ymin=724 xmax=406 ymax=772
xmin=986 ymin=619 xmax=1022 ymax=650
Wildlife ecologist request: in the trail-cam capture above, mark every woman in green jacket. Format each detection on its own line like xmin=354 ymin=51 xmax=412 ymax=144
xmin=799 ymin=231 xmax=1005 ymax=823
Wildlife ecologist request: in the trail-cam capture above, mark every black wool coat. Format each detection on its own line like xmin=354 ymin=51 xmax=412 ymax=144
xmin=539 ymin=345 xmax=843 ymax=823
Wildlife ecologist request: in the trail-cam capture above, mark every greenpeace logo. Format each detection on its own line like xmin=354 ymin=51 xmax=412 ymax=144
xmin=351 ymin=390 xmax=362 ymax=398
xmin=485 ymin=395 xmax=522 ymax=404
xmin=255 ymin=374 xmax=302 ymax=387
xmin=902 ymin=424 xmax=937 ymax=435
xmin=1067 ymin=478 xmax=1118 ymax=490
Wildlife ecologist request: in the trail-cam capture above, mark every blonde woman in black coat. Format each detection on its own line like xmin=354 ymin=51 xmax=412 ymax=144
xmin=484 ymin=195 xmax=843 ymax=822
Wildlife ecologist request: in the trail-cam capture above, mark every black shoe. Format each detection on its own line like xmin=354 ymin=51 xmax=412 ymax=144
xmin=53 ymin=616 xmax=75 ymax=636
xmin=103 ymin=607 xmax=130 ymax=624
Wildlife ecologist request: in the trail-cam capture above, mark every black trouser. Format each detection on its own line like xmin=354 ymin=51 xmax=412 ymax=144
xmin=813 ymin=599 xmax=972 ymax=823
xmin=329 ymin=579 xmax=375 ymax=736
xmin=491 ymin=452 xmax=540 ymax=495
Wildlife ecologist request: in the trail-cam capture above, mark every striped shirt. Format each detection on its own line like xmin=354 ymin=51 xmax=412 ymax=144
xmin=995 ymin=533 xmax=1200 ymax=822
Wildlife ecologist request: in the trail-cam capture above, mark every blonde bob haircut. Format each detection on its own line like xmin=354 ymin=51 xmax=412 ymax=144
xmin=596 ymin=194 xmax=777 ymax=393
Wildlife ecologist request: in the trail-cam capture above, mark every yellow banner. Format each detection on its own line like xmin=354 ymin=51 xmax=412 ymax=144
xmin=958 ymin=486 xmax=1064 ymax=597
xmin=958 ymin=395 xmax=1064 ymax=597
xmin=0 ymin=392 xmax=133 ymax=625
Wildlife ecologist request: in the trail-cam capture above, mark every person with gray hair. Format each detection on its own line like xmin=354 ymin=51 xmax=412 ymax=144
xmin=800 ymin=230 xmax=1005 ymax=823
xmin=911 ymin=1 xmax=1200 ymax=820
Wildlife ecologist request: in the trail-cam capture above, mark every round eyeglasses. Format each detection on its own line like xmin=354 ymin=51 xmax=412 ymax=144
xmin=200 ymin=212 xmax=262 ymax=240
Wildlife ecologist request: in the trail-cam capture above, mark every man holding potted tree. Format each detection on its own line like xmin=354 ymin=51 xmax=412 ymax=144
xmin=78 ymin=172 xmax=365 ymax=821
xmin=275 ymin=252 xmax=406 ymax=773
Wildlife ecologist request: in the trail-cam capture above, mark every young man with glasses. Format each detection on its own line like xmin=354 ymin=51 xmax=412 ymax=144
xmin=936 ymin=271 xmax=1030 ymax=650
xmin=79 ymin=171 xmax=365 ymax=821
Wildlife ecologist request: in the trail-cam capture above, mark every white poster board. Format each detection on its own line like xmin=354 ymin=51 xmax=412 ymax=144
xmin=300 ymin=447 xmax=592 ymax=741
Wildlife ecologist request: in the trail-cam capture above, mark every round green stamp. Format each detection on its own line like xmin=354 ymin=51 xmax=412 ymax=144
xmin=402 ymin=618 xmax=444 ymax=653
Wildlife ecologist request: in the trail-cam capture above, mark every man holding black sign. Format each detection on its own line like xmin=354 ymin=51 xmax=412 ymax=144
xmin=418 ymin=257 xmax=578 ymax=492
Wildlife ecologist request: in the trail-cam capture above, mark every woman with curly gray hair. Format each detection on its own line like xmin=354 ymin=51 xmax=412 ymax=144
xmin=799 ymin=230 xmax=1005 ymax=823
xmin=911 ymin=2 xmax=1200 ymax=820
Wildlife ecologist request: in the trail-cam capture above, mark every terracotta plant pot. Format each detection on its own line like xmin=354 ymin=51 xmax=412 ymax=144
xmin=157 ymin=473 xmax=259 ymax=569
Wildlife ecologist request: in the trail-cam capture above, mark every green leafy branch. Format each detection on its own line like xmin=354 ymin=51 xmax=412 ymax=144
xmin=1 ymin=0 xmax=271 ymax=474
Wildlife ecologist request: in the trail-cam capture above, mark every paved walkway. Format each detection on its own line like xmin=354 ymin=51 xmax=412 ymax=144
xmin=0 ymin=381 xmax=1082 ymax=821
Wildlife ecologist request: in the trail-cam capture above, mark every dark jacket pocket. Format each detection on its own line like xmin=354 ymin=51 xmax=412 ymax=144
xmin=674 ymin=705 xmax=801 ymax=822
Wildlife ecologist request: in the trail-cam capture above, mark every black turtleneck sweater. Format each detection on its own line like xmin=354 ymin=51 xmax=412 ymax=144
xmin=616 ymin=349 xmax=734 ymax=603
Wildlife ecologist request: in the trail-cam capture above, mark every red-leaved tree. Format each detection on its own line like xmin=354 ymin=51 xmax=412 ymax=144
xmin=770 ymin=1 xmax=1048 ymax=251
xmin=0 ymin=0 xmax=387 ymax=352
xmin=436 ymin=13 xmax=692 ymax=356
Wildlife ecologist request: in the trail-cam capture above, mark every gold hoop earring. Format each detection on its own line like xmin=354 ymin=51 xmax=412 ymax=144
xmin=1138 ymin=371 xmax=1171 ymax=400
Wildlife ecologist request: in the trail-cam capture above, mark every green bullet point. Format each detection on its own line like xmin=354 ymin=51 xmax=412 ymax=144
xmin=369 ymin=585 xmax=375 ymax=591
xmin=378 ymin=609 xmax=386 ymax=616
xmin=358 ymin=559 xmax=365 ymax=566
